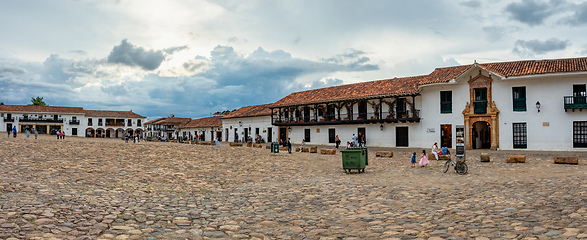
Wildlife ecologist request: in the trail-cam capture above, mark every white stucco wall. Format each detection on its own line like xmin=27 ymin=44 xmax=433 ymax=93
xmin=222 ymin=116 xmax=273 ymax=142
xmin=419 ymin=66 xmax=587 ymax=151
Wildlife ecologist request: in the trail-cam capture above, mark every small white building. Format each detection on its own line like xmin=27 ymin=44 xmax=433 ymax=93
xmin=144 ymin=116 xmax=191 ymax=139
xmin=0 ymin=105 xmax=146 ymax=138
xmin=270 ymin=57 xmax=587 ymax=151
xmin=177 ymin=116 xmax=222 ymax=142
xmin=221 ymin=104 xmax=274 ymax=143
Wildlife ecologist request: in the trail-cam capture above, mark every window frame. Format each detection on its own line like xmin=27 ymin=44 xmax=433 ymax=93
xmin=440 ymin=91 xmax=452 ymax=114
xmin=512 ymin=86 xmax=527 ymax=111
xmin=512 ymin=122 xmax=527 ymax=149
xmin=573 ymin=121 xmax=587 ymax=148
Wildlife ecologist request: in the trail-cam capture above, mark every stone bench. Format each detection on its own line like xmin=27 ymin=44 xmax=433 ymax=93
xmin=554 ymin=156 xmax=578 ymax=165
xmin=480 ymin=153 xmax=490 ymax=162
xmin=246 ymin=142 xmax=253 ymax=147
xmin=279 ymin=146 xmax=289 ymax=151
xmin=229 ymin=142 xmax=243 ymax=147
xmin=310 ymin=146 xmax=318 ymax=153
xmin=320 ymin=149 xmax=336 ymax=155
xmin=507 ymin=155 xmax=526 ymax=163
xmin=253 ymin=143 xmax=263 ymax=148
xmin=375 ymin=151 xmax=393 ymax=158
xmin=197 ymin=141 xmax=215 ymax=145
xmin=266 ymin=145 xmax=271 ymax=149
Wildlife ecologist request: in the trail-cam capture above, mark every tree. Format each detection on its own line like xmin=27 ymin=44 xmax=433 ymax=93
xmin=30 ymin=96 xmax=47 ymax=106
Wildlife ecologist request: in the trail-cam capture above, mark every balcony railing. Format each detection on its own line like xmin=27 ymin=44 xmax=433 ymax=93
xmin=273 ymin=110 xmax=420 ymax=125
xmin=564 ymin=96 xmax=587 ymax=110
xmin=69 ymin=120 xmax=80 ymax=125
xmin=105 ymin=123 xmax=125 ymax=127
xmin=19 ymin=117 xmax=64 ymax=123
xmin=474 ymin=101 xmax=487 ymax=114
xmin=3 ymin=117 xmax=14 ymax=122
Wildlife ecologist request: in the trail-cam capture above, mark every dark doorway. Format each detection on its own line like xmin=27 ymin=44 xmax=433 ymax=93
xmin=440 ymin=124 xmax=452 ymax=148
xmin=472 ymin=121 xmax=490 ymax=149
xmin=35 ymin=125 xmax=46 ymax=134
xmin=225 ymin=128 xmax=229 ymax=141
xmin=72 ymin=128 xmax=78 ymax=136
xmin=6 ymin=123 xmax=12 ymax=133
xmin=244 ymin=128 xmax=249 ymax=142
xmin=304 ymin=129 xmax=311 ymax=142
xmin=234 ymin=128 xmax=238 ymax=142
xmin=267 ymin=127 xmax=272 ymax=142
xmin=396 ymin=127 xmax=408 ymax=147
xmin=357 ymin=127 xmax=366 ymax=145
xmin=279 ymin=127 xmax=287 ymax=143
xmin=328 ymin=129 xmax=336 ymax=143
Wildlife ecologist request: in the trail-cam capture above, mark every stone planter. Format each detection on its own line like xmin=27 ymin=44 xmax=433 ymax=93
xmin=310 ymin=146 xmax=318 ymax=153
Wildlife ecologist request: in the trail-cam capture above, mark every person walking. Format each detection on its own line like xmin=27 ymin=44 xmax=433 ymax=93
xmin=352 ymin=134 xmax=357 ymax=146
xmin=56 ymin=130 xmax=60 ymax=140
xmin=431 ymin=142 xmax=440 ymax=161
xmin=287 ymin=138 xmax=292 ymax=154
xmin=34 ymin=129 xmax=38 ymax=139
xmin=62 ymin=131 xmax=65 ymax=139
xmin=26 ymin=129 xmax=30 ymax=139
xmin=419 ymin=150 xmax=429 ymax=167
xmin=411 ymin=152 xmax=417 ymax=168
xmin=7 ymin=129 xmax=10 ymax=138
xmin=335 ymin=135 xmax=341 ymax=149
xmin=360 ymin=133 xmax=366 ymax=147
xmin=12 ymin=126 xmax=17 ymax=138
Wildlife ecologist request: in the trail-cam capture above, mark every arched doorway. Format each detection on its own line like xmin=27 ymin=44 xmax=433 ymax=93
xmin=86 ymin=128 xmax=95 ymax=138
xmin=472 ymin=121 xmax=491 ymax=149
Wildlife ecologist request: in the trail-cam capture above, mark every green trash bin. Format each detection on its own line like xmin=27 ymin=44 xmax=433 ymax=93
xmin=341 ymin=148 xmax=368 ymax=173
xmin=147 ymin=137 xmax=152 ymax=141
xmin=272 ymin=142 xmax=279 ymax=153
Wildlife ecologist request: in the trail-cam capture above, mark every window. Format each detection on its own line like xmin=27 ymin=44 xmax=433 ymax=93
xmin=440 ymin=91 xmax=452 ymax=113
xmin=137 ymin=119 xmax=142 ymax=126
xmin=304 ymin=129 xmax=311 ymax=142
xmin=474 ymin=88 xmax=488 ymax=114
xmin=574 ymin=84 xmax=586 ymax=104
xmin=573 ymin=121 xmax=587 ymax=148
xmin=512 ymin=87 xmax=526 ymax=111
xmin=513 ymin=123 xmax=527 ymax=149
xmin=127 ymin=119 xmax=132 ymax=126
xmin=88 ymin=118 xmax=93 ymax=126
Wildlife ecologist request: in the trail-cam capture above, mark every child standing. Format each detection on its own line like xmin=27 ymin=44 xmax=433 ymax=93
xmin=411 ymin=152 xmax=416 ymax=168
xmin=419 ymin=150 xmax=429 ymax=167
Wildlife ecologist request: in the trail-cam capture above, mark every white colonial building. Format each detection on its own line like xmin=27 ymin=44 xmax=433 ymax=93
xmin=270 ymin=57 xmax=587 ymax=151
xmin=144 ymin=115 xmax=191 ymax=139
xmin=221 ymin=104 xmax=274 ymax=143
xmin=0 ymin=105 xmax=146 ymax=137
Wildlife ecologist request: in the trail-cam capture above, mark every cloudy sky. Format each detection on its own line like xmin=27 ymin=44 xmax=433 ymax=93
xmin=1 ymin=0 xmax=587 ymax=119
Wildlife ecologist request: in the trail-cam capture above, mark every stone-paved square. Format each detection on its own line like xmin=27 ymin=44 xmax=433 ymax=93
xmin=0 ymin=136 xmax=586 ymax=240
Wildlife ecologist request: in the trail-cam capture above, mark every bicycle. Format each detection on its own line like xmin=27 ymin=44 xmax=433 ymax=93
xmin=443 ymin=155 xmax=468 ymax=175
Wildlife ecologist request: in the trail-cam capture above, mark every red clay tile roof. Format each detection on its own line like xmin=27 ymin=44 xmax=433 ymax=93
xmin=271 ymin=76 xmax=427 ymax=107
xmin=158 ymin=117 xmax=192 ymax=126
xmin=178 ymin=116 xmax=222 ymax=128
xmin=480 ymin=57 xmax=587 ymax=77
xmin=221 ymin=104 xmax=274 ymax=119
xmin=84 ymin=110 xmax=145 ymax=118
xmin=144 ymin=118 xmax=166 ymax=125
xmin=0 ymin=105 xmax=85 ymax=114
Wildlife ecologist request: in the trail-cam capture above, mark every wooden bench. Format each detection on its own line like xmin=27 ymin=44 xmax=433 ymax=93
xmin=310 ymin=146 xmax=318 ymax=153
xmin=229 ymin=142 xmax=243 ymax=147
xmin=507 ymin=155 xmax=526 ymax=163
xmin=480 ymin=153 xmax=490 ymax=162
xmin=554 ymin=156 xmax=578 ymax=165
xmin=375 ymin=151 xmax=393 ymax=158
xmin=253 ymin=143 xmax=263 ymax=148
xmin=320 ymin=149 xmax=336 ymax=155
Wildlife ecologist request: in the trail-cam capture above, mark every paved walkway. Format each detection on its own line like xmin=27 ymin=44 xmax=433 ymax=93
xmin=0 ymin=135 xmax=586 ymax=240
